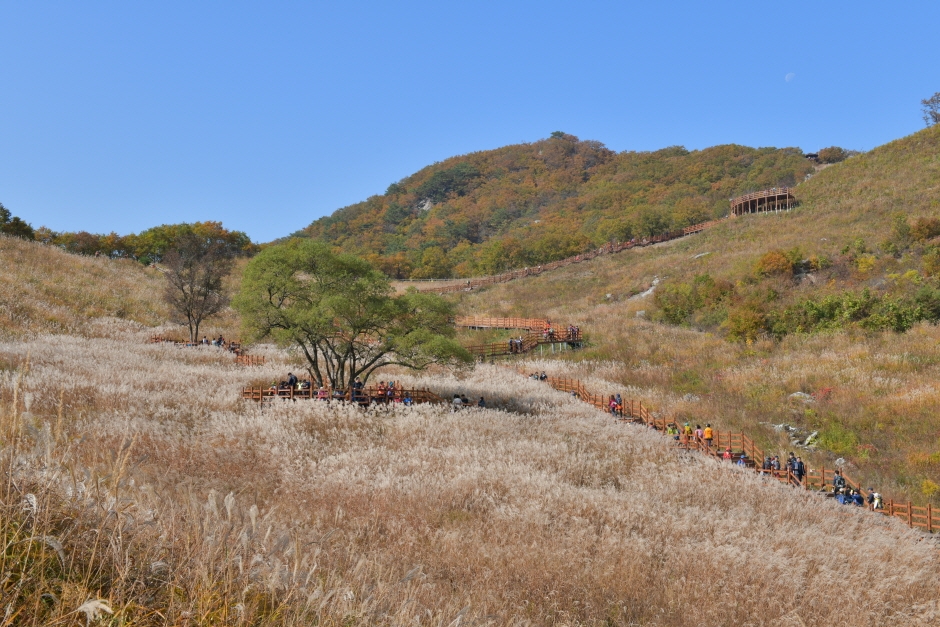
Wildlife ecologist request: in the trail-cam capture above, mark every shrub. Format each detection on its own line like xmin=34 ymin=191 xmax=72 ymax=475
xmin=754 ymin=250 xmax=793 ymax=276
xmin=910 ymin=216 xmax=940 ymax=242
xmin=817 ymin=146 xmax=850 ymax=164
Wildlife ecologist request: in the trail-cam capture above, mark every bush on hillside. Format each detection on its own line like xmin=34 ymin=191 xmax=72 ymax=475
xmin=754 ymin=250 xmax=793 ymax=276
xmin=0 ymin=202 xmax=35 ymax=240
xmin=817 ymin=146 xmax=850 ymax=164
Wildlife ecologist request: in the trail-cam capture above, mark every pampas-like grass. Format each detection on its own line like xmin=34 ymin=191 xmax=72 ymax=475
xmin=2 ymin=334 xmax=940 ymax=625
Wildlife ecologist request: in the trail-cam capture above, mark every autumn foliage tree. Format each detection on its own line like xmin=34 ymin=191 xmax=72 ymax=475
xmin=300 ymin=135 xmax=814 ymax=279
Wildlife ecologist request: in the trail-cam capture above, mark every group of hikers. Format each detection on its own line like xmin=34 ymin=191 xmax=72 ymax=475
xmin=505 ymin=324 xmax=582 ymax=354
xmin=268 ymin=373 xmax=416 ymax=405
xmin=452 ymin=394 xmax=486 ymax=411
xmin=200 ymin=335 xmax=238 ymax=351
xmin=657 ymin=420 xmax=887 ymax=510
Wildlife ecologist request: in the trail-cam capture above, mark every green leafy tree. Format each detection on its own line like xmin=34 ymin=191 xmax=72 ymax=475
xmin=233 ymin=239 xmax=472 ymax=390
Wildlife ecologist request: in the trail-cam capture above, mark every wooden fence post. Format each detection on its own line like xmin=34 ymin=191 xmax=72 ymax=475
xmin=928 ymin=504 xmax=933 ymax=533
xmin=908 ymin=502 xmax=913 ymax=528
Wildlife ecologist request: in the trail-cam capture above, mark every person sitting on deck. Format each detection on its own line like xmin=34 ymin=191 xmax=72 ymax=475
xmin=539 ymin=371 xmax=547 ymax=381
xmin=832 ymin=469 xmax=847 ymax=493
xmin=201 ymin=336 xmax=209 ymax=345
xmin=723 ymin=447 xmax=733 ymax=460
xmin=317 ymin=386 xmax=328 ymax=400
xmin=478 ymin=396 xmax=485 ymax=408
xmin=403 ymin=393 xmax=413 ymax=405
xmin=737 ymin=453 xmax=749 ymax=467
xmin=851 ymin=490 xmax=865 ymax=507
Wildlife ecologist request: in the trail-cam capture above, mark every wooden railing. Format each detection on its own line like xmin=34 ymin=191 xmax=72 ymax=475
xmin=414 ymin=220 xmax=728 ymax=294
xmin=241 ymin=384 xmax=445 ymax=406
xmin=466 ymin=329 xmax=583 ymax=358
xmin=730 ymin=187 xmax=796 ymax=217
xmin=528 ymin=371 xmax=939 ymax=534
xmin=455 ymin=316 xmax=550 ymax=331
xmin=407 ymin=189 xmax=800 ymax=295
xmin=235 ymin=354 xmax=266 ymax=366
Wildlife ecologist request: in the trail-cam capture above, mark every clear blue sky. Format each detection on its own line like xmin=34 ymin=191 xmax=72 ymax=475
xmin=2 ymin=2 xmax=938 ymax=243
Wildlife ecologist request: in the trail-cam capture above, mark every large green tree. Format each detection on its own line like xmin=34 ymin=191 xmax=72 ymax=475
xmin=233 ymin=239 xmax=472 ymax=390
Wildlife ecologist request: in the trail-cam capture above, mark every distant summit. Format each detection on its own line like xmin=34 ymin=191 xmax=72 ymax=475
xmin=298 ymin=134 xmax=814 ymax=278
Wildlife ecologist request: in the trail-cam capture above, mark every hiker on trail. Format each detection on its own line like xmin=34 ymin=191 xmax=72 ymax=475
xmin=478 ymin=397 xmax=485 ymax=408
xmin=832 ymin=469 xmax=847 ymax=493
xmin=771 ymin=456 xmax=781 ymax=471
xmin=762 ymin=457 xmax=772 ymax=471
xmin=703 ymin=424 xmax=713 ymax=449
xmin=317 ymin=386 xmax=329 ymax=400
xmin=851 ymin=490 xmax=865 ymax=507
xmin=683 ymin=422 xmax=693 ymax=444
xmin=694 ymin=425 xmax=704 ymax=442
xmin=867 ymin=488 xmax=883 ymax=510
xmin=287 ymin=372 xmax=298 ymax=388
xmin=792 ymin=457 xmax=805 ymax=483
xmin=609 ymin=396 xmax=619 ymax=417
xmin=666 ymin=424 xmax=680 ymax=440
xmin=452 ymin=394 xmax=463 ymax=412
xmin=201 ymin=336 xmax=209 ymax=345
xmin=508 ymin=339 xmax=515 ymax=354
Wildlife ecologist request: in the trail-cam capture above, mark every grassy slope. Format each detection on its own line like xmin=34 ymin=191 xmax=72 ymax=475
xmin=3 ymin=337 xmax=939 ymax=626
xmin=0 ymin=235 xmax=244 ymax=342
xmin=452 ymin=125 xmax=940 ymax=506
xmin=0 ymin=235 xmax=167 ymax=339
xmin=301 ymin=136 xmax=813 ymax=278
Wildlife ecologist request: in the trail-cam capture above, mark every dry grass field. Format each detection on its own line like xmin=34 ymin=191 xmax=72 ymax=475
xmin=449 ymin=126 xmax=940 ymax=509
xmin=2 ymin=235 xmax=940 ymax=625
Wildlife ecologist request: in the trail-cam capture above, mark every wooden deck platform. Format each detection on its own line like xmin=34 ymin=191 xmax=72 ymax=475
xmin=730 ymin=187 xmax=796 ymax=217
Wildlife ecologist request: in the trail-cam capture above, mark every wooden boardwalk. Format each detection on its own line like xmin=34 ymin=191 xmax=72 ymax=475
xmin=730 ymin=187 xmax=796 ymax=216
xmin=149 ymin=335 xmax=265 ymax=365
xmin=242 ymin=384 xmax=445 ymax=405
xmin=401 ymin=188 xmax=797 ymax=296
xmin=531 ymin=371 xmax=938 ymax=534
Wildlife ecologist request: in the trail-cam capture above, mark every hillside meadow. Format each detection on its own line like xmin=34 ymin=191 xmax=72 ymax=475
xmin=448 ymin=125 xmax=940 ymax=510
xmin=2 ymin=234 xmax=940 ymax=625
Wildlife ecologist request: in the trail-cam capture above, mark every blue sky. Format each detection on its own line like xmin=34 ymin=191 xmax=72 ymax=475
xmin=1 ymin=2 xmax=938 ymax=243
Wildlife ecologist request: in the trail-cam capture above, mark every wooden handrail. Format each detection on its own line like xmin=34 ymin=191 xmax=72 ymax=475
xmin=241 ymin=384 xmax=446 ymax=406
xmin=520 ymin=368 xmax=938 ymax=534
xmin=414 ymin=216 xmax=728 ymax=294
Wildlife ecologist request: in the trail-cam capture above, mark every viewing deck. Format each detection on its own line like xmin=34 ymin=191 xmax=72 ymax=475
xmin=730 ymin=187 xmax=796 ymax=217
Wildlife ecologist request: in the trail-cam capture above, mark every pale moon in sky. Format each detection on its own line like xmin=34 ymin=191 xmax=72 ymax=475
xmin=785 ymin=72 xmax=796 ymax=82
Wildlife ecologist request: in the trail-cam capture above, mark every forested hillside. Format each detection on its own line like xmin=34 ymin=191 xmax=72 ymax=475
xmin=300 ymin=133 xmax=814 ymax=278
